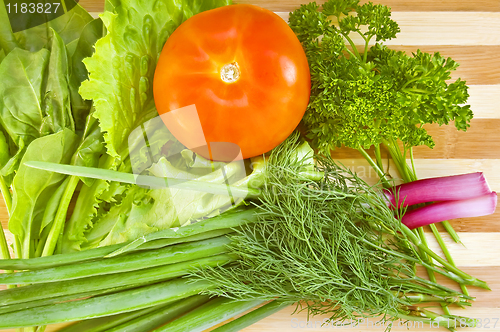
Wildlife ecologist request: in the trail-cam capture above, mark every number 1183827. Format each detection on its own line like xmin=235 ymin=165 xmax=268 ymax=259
xmin=5 ymin=2 xmax=61 ymax=14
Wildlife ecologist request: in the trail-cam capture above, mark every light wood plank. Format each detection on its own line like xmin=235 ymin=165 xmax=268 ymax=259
xmin=424 ymin=233 xmax=500 ymax=267
xmin=337 ymin=158 xmax=500 ymax=190
xmin=467 ymin=85 xmax=500 ymax=118
xmin=276 ymin=12 xmax=500 ymax=46
xmin=79 ymin=0 xmax=500 ymax=13
xmin=240 ymin=306 xmax=500 ymax=332
xmin=235 ymin=0 xmax=500 ymax=12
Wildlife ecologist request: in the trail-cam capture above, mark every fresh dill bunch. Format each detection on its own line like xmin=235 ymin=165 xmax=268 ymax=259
xmin=192 ymin=135 xmax=475 ymax=328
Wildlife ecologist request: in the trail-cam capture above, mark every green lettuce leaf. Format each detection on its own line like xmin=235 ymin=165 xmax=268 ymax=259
xmin=63 ymin=0 xmax=231 ymax=252
xmin=84 ymin=151 xmax=259 ymax=248
xmin=80 ymin=0 xmax=231 ymax=162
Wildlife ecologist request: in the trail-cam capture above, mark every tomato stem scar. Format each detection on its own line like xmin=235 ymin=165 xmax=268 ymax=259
xmin=220 ymin=62 xmax=240 ymax=83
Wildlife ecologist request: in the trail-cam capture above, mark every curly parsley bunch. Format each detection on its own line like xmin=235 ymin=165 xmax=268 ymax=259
xmin=289 ymin=0 xmax=472 ymax=163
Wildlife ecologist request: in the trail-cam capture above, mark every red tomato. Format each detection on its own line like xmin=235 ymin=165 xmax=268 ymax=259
xmin=153 ymin=4 xmax=310 ymax=161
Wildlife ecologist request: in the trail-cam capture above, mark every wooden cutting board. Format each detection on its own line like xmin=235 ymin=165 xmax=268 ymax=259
xmin=1 ymin=0 xmax=499 ymax=331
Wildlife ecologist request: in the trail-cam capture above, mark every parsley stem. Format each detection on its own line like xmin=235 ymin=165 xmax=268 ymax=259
xmin=374 ymin=144 xmax=384 ymax=173
xmin=356 ymin=147 xmax=390 ymax=188
xmin=342 ymin=33 xmax=361 ymax=60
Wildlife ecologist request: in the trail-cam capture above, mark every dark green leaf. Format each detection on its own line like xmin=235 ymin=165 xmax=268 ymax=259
xmin=8 ymin=129 xmax=79 ymax=258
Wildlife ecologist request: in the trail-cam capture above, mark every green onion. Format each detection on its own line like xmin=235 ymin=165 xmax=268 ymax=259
xmin=0 ymin=254 xmax=235 ymax=306
xmin=0 ymin=278 xmax=212 ymax=328
xmin=211 ymin=300 xmax=291 ymax=332
xmin=56 ymin=303 xmax=175 ymax=332
xmin=106 ymin=295 xmax=210 ymax=332
xmin=152 ymin=297 xmax=264 ymax=332
xmin=0 ymin=237 xmax=231 ymax=285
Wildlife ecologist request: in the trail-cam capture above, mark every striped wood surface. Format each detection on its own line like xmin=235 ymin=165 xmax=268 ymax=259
xmin=1 ymin=0 xmax=499 ymax=331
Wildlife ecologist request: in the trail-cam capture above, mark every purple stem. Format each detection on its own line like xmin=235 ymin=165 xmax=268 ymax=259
xmin=402 ymin=192 xmax=498 ymax=230
xmin=384 ymin=172 xmax=492 ymax=208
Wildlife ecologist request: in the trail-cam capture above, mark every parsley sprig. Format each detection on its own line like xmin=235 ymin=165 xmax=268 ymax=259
xmin=289 ymin=0 xmax=472 ymax=184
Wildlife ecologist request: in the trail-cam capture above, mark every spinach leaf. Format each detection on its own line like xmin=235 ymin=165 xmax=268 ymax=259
xmin=68 ymin=18 xmax=104 ymax=131
xmin=8 ymin=128 xmax=79 ymax=258
xmin=0 ymin=2 xmax=18 ymax=54
xmin=43 ymin=29 xmax=75 ymax=134
xmin=2 ymin=1 xmax=93 ymax=55
xmin=0 ymin=29 xmax=77 ymax=177
xmin=0 ymin=47 xmax=51 ymax=165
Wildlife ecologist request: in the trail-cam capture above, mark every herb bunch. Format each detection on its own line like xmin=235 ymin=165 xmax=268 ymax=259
xmin=288 ymin=0 xmax=472 ymax=184
xmin=193 ymin=136 xmax=480 ymax=329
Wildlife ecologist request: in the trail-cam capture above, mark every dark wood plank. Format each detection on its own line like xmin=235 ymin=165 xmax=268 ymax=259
xmin=329 ymin=119 xmax=500 ymax=160
xmin=390 ymin=46 xmax=500 ymax=85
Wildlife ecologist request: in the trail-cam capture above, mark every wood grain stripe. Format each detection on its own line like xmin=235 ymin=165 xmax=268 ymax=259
xmin=468 ymin=85 xmax=500 ymax=118
xmin=329 ymin=119 xmax=500 ymax=160
xmin=79 ymin=0 xmax=500 ymax=13
xmin=276 ymin=12 xmax=500 ymax=46
xmin=337 ymin=159 xmax=500 ymax=190
xmin=235 ymin=0 xmax=500 ymax=12
xmin=388 ymin=46 xmax=500 ymax=85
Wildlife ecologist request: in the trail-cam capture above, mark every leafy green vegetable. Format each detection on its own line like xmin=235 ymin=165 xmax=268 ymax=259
xmin=289 ymin=0 xmax=472 ymax=174
xmin=0 ymin=27 xmax=92 ymax=178
xmin=8 ymin=129 xmax=79 ymax=259
xmin=80 ymin=0 xmax=229 ymax=162
xmin=0 ymin=47 xmax=50 ymax=154
xmin=68 ymin=19 xmax=105 ymax=131
xmin=288 ymin=0 xmax=472 ymax=304
xmin=61 ymin=0 xmax=232 ymax=252
xmin=0 ymin=0 xmax=93 ymax=55
xmin=43 ymin=29 xmax=75 ymax=134
xmin=192 ymin=136 xmax=482 ymax=327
